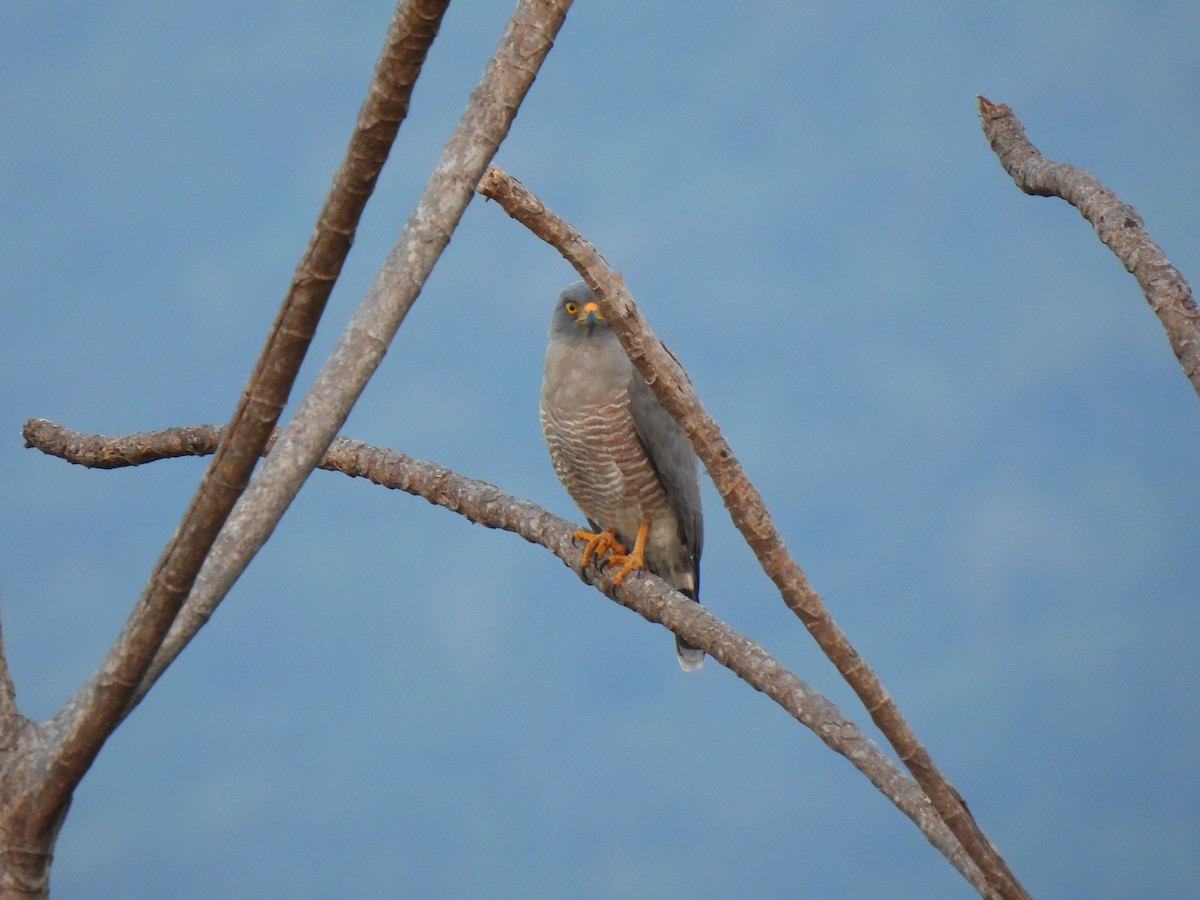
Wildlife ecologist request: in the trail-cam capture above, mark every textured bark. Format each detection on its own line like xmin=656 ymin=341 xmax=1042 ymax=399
xmin=979 ymin=96 xmax=1200 ymax=401
xmin=22 ymin=418 xmax=993 ymax=897
xmin=0 ymin=3 xmax=451 ymax=895
xmin=477 ymin=166 xmax=1027 ymax=900
xmin=122 ymin=0 xmax=573 ymax=717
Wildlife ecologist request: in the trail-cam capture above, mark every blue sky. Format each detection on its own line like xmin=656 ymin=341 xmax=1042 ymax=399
xmin=3 ymin=1 xmax=1199 ymax=897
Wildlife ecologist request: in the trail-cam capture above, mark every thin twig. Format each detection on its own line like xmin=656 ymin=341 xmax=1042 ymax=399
xmin=477 ymin=166 xmax=1028 ymax=900
xmin=979 ymin=96 xmax=1200 ymax=401
xmin=26 ymin=0 xmax=451 ymax=837
xmin=21 ymin=418 xmax=993 ymax=896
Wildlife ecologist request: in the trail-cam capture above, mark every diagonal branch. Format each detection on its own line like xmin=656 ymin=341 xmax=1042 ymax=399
xmin=477 ymin=166 xmax=1028 ymax=900
xmin=26 ymin=0 xmax=451 ymax=833
xmin=979 ymin=96 xmax=1200 ymax=401
xmin=120 ymin=0 xmax=574 ymax=716
xmin=21 ymin=417 xmax=994 ymax=897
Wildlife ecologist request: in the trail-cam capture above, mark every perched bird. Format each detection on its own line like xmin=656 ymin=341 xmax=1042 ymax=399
xmin=540 ymin=281 xmax=704 ymax=671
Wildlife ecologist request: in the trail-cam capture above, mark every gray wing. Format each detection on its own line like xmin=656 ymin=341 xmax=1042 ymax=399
xmin=629 ymin=373 xmax=703 ymax=570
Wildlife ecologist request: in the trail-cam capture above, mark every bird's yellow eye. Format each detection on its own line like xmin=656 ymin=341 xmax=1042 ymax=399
xmin=564 ymin=301 xmax=579 ymax=315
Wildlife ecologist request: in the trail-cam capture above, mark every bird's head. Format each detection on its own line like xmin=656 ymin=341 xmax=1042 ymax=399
xmin=549 ymin=280 xmax=609 ymax=341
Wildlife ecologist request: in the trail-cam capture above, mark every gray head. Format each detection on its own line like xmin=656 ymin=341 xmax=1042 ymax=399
xmin=548 ymin=280 xmax=614 ymax=343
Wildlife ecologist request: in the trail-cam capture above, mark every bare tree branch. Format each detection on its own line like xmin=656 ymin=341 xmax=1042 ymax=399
xmin=21 ymin=418 xmax=994 ymax=897
xmin=979 ymin=96 xmax=1200 ymax=401
xmin=477 ymin=166 xmax=1028 ymax=900
xmin=39 ymin=0 xmax=450 ymax=789
xmin=1 ymin=2 xmax=448 ymax=892
xmin=123 ymin=0 xmax=573 ymax=715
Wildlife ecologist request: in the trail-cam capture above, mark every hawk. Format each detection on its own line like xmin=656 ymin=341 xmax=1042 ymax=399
xmin=540 ymin=281 xmax=704 ymax=670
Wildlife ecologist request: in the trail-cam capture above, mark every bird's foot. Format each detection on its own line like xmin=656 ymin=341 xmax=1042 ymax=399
xmin=573 ymin=528 xmax=626 ymax=569
xmin=606 ymin=520 xmax=650 ymax=586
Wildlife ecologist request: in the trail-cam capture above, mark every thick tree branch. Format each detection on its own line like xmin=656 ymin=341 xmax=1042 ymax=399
xmin=979 ymin=96 xmax=1200 ymax=401
xmin=14 ymin=0 xmax=451 ymax=863
xmin=120 ymin=0 xmax=572 ymax=715
xmin=477 ymin=166 xmax=1027 ymax=900
xmin=21 ymin=418 xmax=993 ymax=896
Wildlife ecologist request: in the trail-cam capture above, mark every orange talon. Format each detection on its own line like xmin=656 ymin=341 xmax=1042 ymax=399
xmin=606 ymin=520 xmax=650 ymax=586
xmin=573 ymin=527 xmax=625 ymax=569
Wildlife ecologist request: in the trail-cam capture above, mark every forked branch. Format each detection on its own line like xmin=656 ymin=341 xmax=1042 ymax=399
xmin=1 ymin=3 xmax=560 ymax=895
xmin=11 ymin=0 xmax=451 ymax=864
xmin=117 ymin=0 xmax=574 ymax=718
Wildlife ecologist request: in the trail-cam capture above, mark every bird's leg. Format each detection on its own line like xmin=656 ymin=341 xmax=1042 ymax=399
xmin=573 ymin=527 xmax=626 ymax=569
xmin=606 ymin=520 xmax=649 ymax=586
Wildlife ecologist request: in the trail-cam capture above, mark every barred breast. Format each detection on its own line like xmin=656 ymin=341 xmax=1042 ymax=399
xmin=540 ymin=346 xmax=694 ymax=595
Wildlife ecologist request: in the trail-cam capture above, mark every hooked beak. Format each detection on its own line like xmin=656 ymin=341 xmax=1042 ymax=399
xmin=575 ymin=300 xmax=604 ymax=326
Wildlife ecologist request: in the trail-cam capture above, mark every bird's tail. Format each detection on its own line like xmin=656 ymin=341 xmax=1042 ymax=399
xmin=676 ymin=636 xmax=704 ymax=671
xmin=674 ymin=578 xmax=704 ymax=671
